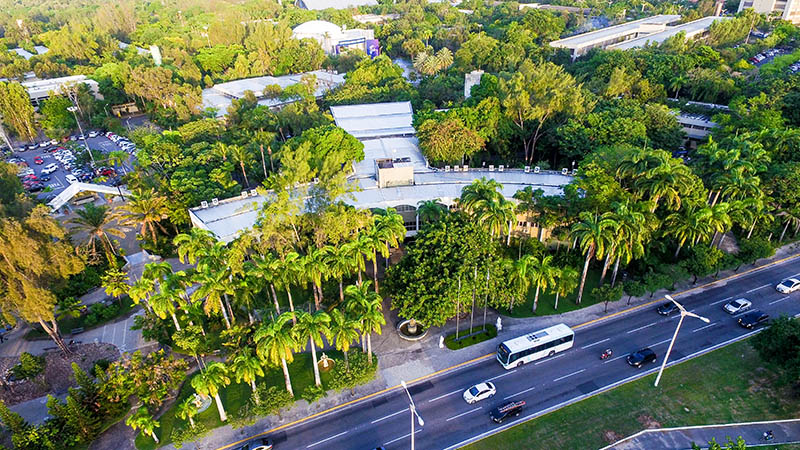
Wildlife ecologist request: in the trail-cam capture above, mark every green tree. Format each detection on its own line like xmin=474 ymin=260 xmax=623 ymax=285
xmin=344 ymin=284 xmax=384 ymax=365
xmin=39 ymin=96 xmax=76 ymax=139
xmin=553 ymin=266 xmax=579 ymax=310
xmin=329 ymin=308 xmax=360 ymax=371
xmin=529 ymin=254 xmax=557 ymax=312
xmin=113 ymin=189 xmax=169 ymax=244
xmin=176 ymin=397 xmax=199 ymax=429
xmin=67 ymin=203 xmax=126 ymax=263
xmin=751 ymin=315 xmax=800 ymax=383
xmin=294 ymin=310 xmax=332 ymax=387
xmin=417 ymin=199 xmax=448 ymax=224
xmin=416 ymin=117 xmax=485 ymax=164
xmin=100 ymin=266 xmax=129 ymax=304
xmin=191 ymin=361 xmax=230 ymax=422
xmin=0 ymin=81 xmax=37 ymax=141
xmin=191 ymin=267 xmax=235 ymax=329
xmin=174 ymin=228 xmax=217 ymax=265
xmin=230 ymin=347 xmax=265 ymax=404
xmin=126 ymin=408 xmax=160 ymax=444
xmin=571 ymin=212 xmax=615 ymax=305
xmin=254 ymin=312 xmax=297 ymax=397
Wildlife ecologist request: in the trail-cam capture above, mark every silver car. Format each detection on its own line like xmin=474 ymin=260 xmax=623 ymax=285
xmin=723 ymin=298 xmax=752 ymax=314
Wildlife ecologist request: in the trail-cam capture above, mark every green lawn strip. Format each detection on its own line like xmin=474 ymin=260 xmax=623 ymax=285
xmin=135 ymin=350 xmax=348 ymax=450
xmin=499 ymin=269 xmax=607 ymax=318
xmin=466 ymin=340 xmax=799 ymax=450
xmin=445 ymin=324 xmax=497 ymax=350
xmin=25 ymin=296 xmax=137 ymax=341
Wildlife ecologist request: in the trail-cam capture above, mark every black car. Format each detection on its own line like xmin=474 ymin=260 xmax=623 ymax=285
xmin=627 ymin=348 xmax=657 ymax=368
xmin=234 ymin=437 xmax=273 ymax=450
xmin=490 ymin=400 xmax=525 ymax=424
xmin=656 ymin=302 xmax=679 ymax=316
xmin=26 ymin=183 xmax=45 ymax=192
xmin=738 ymin=310 xmax=769 ymax=329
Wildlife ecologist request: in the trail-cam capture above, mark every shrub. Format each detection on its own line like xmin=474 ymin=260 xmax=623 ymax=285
xmin=327 ymin=352 xmax=378 ymax=392
xmin=737 ymin=237 xmax=774 ymax=266
xmin=91 ymin=359 xmax=111 ymax=378
xmin=13 ymin=352 xmax=45 ymax=380
xmin=251 ymin=385 xmax=293 ymax=417
xmin=623 ymin=280 xmax=646 ymax=303
xmin=229 ymin=405 xmax=257 ymax=429
xmin=301 ymin=385 xmax=327 ymax=404
xmin=171 ymin=423 xmax=208 ymax=449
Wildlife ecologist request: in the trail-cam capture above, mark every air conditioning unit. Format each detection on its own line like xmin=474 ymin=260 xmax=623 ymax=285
xmin=444 ymin=165 xmax=451 ymax=172
xmin=489 ymin=165 xmax=495 ymax=172
xmin=534 ymin=166 xmax=541 ymax=174
xmin=250 ymin=189 xmax=258 ymax=196
xmin=200 ymin=201 xmax=208 ymax=209
xmin=212 ymin=198 xmax=219 ymax=206
xmin=524 ymin=166 xmax=531 ymax=173
xmin=241 ymin=191 xmax=249 ymax=198
xmin=561 ymin=168 xmax=569 ymax=175
xmin=498 ymin=165 xmax=505 ymax=172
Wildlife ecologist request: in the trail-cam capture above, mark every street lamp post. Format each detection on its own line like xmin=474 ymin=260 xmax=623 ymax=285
xmin=67 ymin=106 xmax=95 ymax=165
xmin=400 ymin=380 xmax=424 ymax=450
xmin=653 ymin=295 xmax=710 ymax=387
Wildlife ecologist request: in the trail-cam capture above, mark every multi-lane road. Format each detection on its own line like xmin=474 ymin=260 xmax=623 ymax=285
xmin=225 ymin=255 xmax=800 ymax=450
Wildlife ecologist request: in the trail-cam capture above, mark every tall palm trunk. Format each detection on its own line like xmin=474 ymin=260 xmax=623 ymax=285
xmin=223 ymin=293 xmax=235 ymax=326
xmin=239 ymin=162 xmax=249 ymax=188
xmin=599 ymin=251 xmax=612 ymax=286
xmin=576 ymin=245 xmax=595 ymax=305
xmin=170 ymin=312 xmax=182 ymax=331
xmin=338 ymin=279 xmax=344 ymax=303
xmin=214 ymin=393 xmax=227 ymax=421
xmin=532 ymin=285 xmax=541 ymax=313
xmin=150 ymin=431 xmax=160 ymax=444
xmin=780 ymin=219 xmax=791 ymax=242
xmin=367 ymin=333 xmax=373 ymax=365
xmin=281 ymin=357 xmax=294 ymax=397
xmin=554 ymin=291 xmax=560 ymax=310
xmin=372 ymin=250 xmax=380 ymax=293
xmin=747 ymin=218 xmax=757 ymax=239
xmin=611 ymin=255 xmax=622 ymax=287
xmin=218 ymin=297 xmax=232 ymax=328
xmin=674 ymin=242 xmax=684 ymax=258
xmin=39 ymin=317 xmax=70 ymax=355
xmin=270 ymin=284 xmax=281 ymax=314
xmin=285 ymin=287 xmax=297 ymax=325
xmin=310 ymin=337 xmax=321 ymax=386
xmin=250 ymin=379 xmax=260 ymax=404
xmin=343 ymin=349 xmax=350 ymax=371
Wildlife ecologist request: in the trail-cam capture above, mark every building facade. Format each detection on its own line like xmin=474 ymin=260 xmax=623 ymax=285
xmin=738 ymin=0 xmax=800 ymax=24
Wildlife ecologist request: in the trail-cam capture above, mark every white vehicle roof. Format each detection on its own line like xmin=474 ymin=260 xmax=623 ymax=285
xmin=500 ymin=323 xmax=574 ymax=354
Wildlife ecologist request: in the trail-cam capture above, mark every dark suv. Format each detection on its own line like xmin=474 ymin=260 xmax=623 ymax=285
xmin=656 ymin=302 xmax=679 ymax=316
xmin=627 ymin=348 xmax=657 ymax=368
xmin=490 ymin=401 xmax=525 ymax=423
xmin=738 ymin=310 xmax=769 ymax=329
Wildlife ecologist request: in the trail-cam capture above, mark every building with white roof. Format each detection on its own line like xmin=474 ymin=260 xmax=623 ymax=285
xmin=7 ymin=45 xmax=48 ymax=60
xmin=676 ymin=112 xmax=718 ymax=148
xmin=21 ymin=75 xmax=102 ymax=106
xmin=610 ymin=16 xmax=731 ymax=50
xmin=202 ymin=70 xmax=345 ymax=118
xmin=189 ymin=101 xmax=573 ymax=243
xmin=292 ymin=20 xmax=376 ymax=55
xmin=550 ymin=15 xmax=681 ymax=59
xmin=296 ymin=0 xmax=377 ymax=10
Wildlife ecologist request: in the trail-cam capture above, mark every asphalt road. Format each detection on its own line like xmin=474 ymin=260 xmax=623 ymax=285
xmin=231 ymin=255 xmax=800 ymax=450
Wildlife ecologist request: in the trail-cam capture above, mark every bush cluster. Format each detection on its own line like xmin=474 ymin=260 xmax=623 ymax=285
xmin=171 ymin=423 xmax=208 ymax=448
xmin=11 ymin=352 xmax=45 ymax=380
xmin=83 ymin=303 xmax=120 ymax=327
xmin=250 ymin=385 xmax=294 ymax=417
xmin=327 ymin=352 xmax=378 ymax=392
xmin=301 ymin=384 xmax=327 ymax=403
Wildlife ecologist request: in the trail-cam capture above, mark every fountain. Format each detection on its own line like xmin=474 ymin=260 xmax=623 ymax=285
xmin=318 ymin=352 xmax=335 ymax=373
xmin=192 ymin=393 xmax=212 ymax=413
xmin=397 ymin=318 xmax=428 ymax=341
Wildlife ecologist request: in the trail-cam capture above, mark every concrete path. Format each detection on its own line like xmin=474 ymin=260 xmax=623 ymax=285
xmin=8 ymin=392 xmax=67 ymax=425
xmin=603 ymin=419 xmax=800 ymax=449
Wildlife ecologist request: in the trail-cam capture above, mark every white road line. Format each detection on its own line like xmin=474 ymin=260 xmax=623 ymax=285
xmin=383 ymin=429 xmax=422 ymax=446
xmin=692 ymin=322 xmax=717 ymax=333
xmin=486 ymin=370 xmax=517 ymax=382
xmin=446 ymin=407 xmax=482 ymax=422
xmin=650 ymin=338 xmax=672 ymax=348
xmin=535 ymin=354 xmax=564 ymax=365
xmin=626 ymin=322 xmax=657 ymax=334
xmin=307 ymin=431 xmax=347 ymax=448
xmin=371 ymin=409 xmax=406 ymax=424
xmin=581 ymin=338 xmax=610 ymax=349
xmin=427 ymin=390 xmax=462 ymax=403
xmin=745 ymin=283 xmax=771 ymax=294
xmin=711 ymin=297 xmax=733 ymax=306
xmin=101 ymin=324 xmax=107 ymax=342
xmin=553 ymin=369 xmax=585 ymax=382
xmin=603 ymin=354 xmax=627 ymax=364
xmin=503 ymin=386 xmax=536 ymax=400
xmin=770 ymin=297 xmax=791 ymax=305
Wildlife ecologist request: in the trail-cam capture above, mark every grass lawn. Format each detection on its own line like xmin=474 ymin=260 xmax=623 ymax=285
xmin=135 ymin=350 xmax=347 ymax=450
xmin=445 ymin=324 xmax=497 ymax=350
xmin=466 ymin=339 xmax=800 ymax=450
xmin=25 ymin=296 xmax=136 ymax=340
xmin=498 ymin=269 xmax=612 ymax=318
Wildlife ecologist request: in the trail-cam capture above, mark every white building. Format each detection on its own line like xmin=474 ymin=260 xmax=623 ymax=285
xmin=610 ymin=16 xmax=732 ymax=50
xmin=7 ymin=45 xmax=48 ymax=60
xmin=296 ymin=0 xmax=377 ymax=10
xmin=738 ymin=0 xmax=800 ymax=24
xmin=188 ymin=101 xmax=573 ymax=242
xmin=292 ymin=20 xmax=375 ymax=55
xmin=550 ymin=15 xmax=682 ymax=59
xmin=202 ymin=70 xmax=345 ymax=118
xmin=676 ymin=112 xmax=718 ymax=148
xmin=21 ymin=75 xmax=102 ymax=106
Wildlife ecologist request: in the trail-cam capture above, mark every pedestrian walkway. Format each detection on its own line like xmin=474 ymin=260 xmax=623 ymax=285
xmin=602 ymin=418 xmax=800 ymax=449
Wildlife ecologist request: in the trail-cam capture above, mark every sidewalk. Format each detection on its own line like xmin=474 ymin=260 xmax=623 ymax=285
xmin=148 ymin=243 xmax=800 ymax=450
xmin=602 ymin=418 xmax=800 ymax=449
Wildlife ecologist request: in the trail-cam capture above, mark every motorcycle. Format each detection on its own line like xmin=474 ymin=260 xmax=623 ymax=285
xmin=600 ymin=349 xmax=613 ymax=360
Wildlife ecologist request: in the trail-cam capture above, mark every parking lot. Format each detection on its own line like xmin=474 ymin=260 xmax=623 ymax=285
xmin=8 ymin=132 xmax=135 ymax=201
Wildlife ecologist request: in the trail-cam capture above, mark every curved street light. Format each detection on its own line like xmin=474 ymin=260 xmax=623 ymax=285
xmin=400 ymin=380 xmax=424 ymax=450
xmin=653 ymin=295 xmax=710 ymax=387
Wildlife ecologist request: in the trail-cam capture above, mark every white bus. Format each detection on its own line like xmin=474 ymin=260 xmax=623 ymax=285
xmin=496 ymin=323 xmax=575 ymax=369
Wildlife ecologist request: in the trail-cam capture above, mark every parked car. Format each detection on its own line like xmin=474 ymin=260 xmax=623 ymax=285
xmin=463 ymin=382 xmax=497 ymax=404
xmin=38 ymin=142 xmax=49 ymax=148
xmin=490 ymin=401 xmax=525 ymax=424
xmin=65 ymin=174 xmax=78 ymax=184
xmin=49 ymin=139 xmax=59 ymax=146
xmin=776 ymin=278 xmax=800 ymax=294
xmin=33 ymin=156 xmax=44 ymax=165
xmin=42 ymin=164 xmax=59 ymax=175
xmin=99 ymin=167 xmax=117 ymax=176
xmin=88 ymin=131 xmax=99 ymax=138
xmin=656 ymin=302 xmax=679 ymax=316
xmin=738 ymin=310 xmax=769 ymax=329
xmin=233 ymin=438 xmax=273 ymax=450
xmin=627 ymin=348 xmax=657 ymax=368
xmin=26 ymin=144 xmax=38 ymax=151
xmin=26 ymin=182 xmax=45 ymax=192
xmin=723 ymin=298 xmax=752 ymax=314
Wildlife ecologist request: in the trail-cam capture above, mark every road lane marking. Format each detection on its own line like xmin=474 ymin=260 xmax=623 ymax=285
xmin=770 ymin=297 xmax=791 ymax=305
xmin=427 ymin=390 xmax=462 ymax=403
xmin=307 ymin=431 xmax=347 ymax=448
xmin=553 ymin=369 xmax=585 ymax=382
xmin=746 ymin=283 xmax=771 ymax=293
xmin=581 ymin=338 xmax=610 ymax=349
xmin=503 ymin=386 xmax=535 ymax=400
xmin=446 ymin=407 xmax=482 ymax=422
xmin=603 ymin=354 xmax=627 ymax=364
xmin=711 ymin=297 xmax=733 ymax=306
xmin=534 ymin=354 xmax=564 ymax=365
xmin=383 ymin=428 xmax=422 ymax=446
xmin=692 ymin=322 xmax=718 ymax=333
xmin=626 ymin=322 xmax=657 ymax=334
xmin=486 ymin=369 xmax=517 ymax=382
xmin=650 ymin=338 xmax=672 ymax=347
xmin=371 ymin=409 xmax=406 ymax=424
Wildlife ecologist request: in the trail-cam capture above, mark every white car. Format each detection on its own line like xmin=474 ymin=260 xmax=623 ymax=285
xmin=41 ymin=163 xmax=58 ymax=175
xmin=463 ymin=382 xmax=496 ymax=404
xmin=88 ymin=131 xmax=99 ymax=138
xmin=38 ymin=142 xmax=49 ymax=148
xmin=49 ymin=139 xmax=59 ymax=146
xmin=65 ymin=174 xmax=78 ymax=184
xmin=776 ymin=278 xmax=800 ymax=294
xmin=723 ymin=298 xmax=752 ymax=314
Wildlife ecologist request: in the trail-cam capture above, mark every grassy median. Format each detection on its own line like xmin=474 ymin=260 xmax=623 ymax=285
xmin=467 ymin=339 xmax=800 ymax=449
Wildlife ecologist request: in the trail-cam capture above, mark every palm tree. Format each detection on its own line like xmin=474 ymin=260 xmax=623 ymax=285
xmin=106 ymin=150 xmax=130 ymax=174
xmin=126 ymin=408 xmax=160 ymax=443
xmin=459 ymin=178 xmax=504 ymax=213
xmin=229 ymin=144 xmax=252 ymax=188
xmin=174 ymin=228 xmax=216 ymax=265
xmin=191 ymin=267 xmax=234 ymax=328
xmin=666 ymin=202 xmax=713 ymax=257
xmin=571 ymin=212 xmax=615 ymax=305
xmin=373 ymin=208 xmax=406 ymax=271
xmin=324 ymin=244 xmax=354 ymax=304
xmin=191 ymin=361 xmax=231 ymax=422
xmin=101 ymin=266 xmax=129 ymax=304
xmin=303 ymin=247 xmax=329 ymax=310
xmin=67 ymin=203 xmax=127 ymax=262
xmin=344 ymin=284 xmax=384 ymax=364
xmin=477 ymin=197 xmax=516 ymax=242
xmin=150 ymin=288 xmax=181 ymax=331
xmin=114 ymin=188 xmax=169 ymax=243
xmin=129 ymin=277 xmax=155 ymax=313
xmin=230 ymin=347 xmax=265 ymax=404
xmin=254 ymin=311 xmax=297 ymax=396
xmin=329 ymin=308 xmax=360 ymax=370
xmin=417 ymin=199 xmax=448 ymax=223
xmin=553 ymin=266 xmax=579 ymax=310
xmin=344 ymin=235 xmax=371 ymax=286
xmin=176 ymin=397 xmax=199 ymax=429
xmin=294 ymin=310 xmax=332 ymax=387
xmin=635 ymin=160 xmax=692 ymax=213
xmin=279 ymin=252 xmax=303 ymax=322
xmin=603 ymin=201 xmax=648 ymax=286
xmin=669 ymin=74 xmax=688 ymax=99
xmin=507 ymin=255 xmax=533 ymax=311
xmin=211 ymin=141 xmax=230 ymax=162
xmin=529 ymin=254 xmax=557 ymax=312
xmin=253 ymin=253 xmax=283 ymax=314
xmin=707 ymin=202 xmax=733 ymax=247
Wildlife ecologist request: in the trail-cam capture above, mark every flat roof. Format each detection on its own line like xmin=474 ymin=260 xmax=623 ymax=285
xmin=352 ymin=137 xmax=428 ymax=179
xmin=22 ymin=75 xmax=98 ymax=100
xmin=550 ymin=15 xmax=681 ymax=49
xmin=501 ymin=323 xmax=574 ymax=353
xmin=299 ymin=0 xmax=377 ymax=9
xmin=331 ymin=101 xmax=416 ymax=139
xmin=611 ymin=16 xmax=731 ymax=50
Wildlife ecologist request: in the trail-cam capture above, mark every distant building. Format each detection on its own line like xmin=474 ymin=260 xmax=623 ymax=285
xmin=518 ymin=3 xmax=591 ymax=15
xmin=353 ymin=14 xmax=401 ymax=24
xmin=675 ymin=112 xmax=718 ymax=148
xmin=296 ymin=0 xmax=377 ymax=10
xmin=292 ymin=20 xmax=376 ymax=55
xmin=201 ymin=70 xmax=345 ymax=118
xmin=21 ymin=75 xmax=102 ymax=106
xmin=610 ymin=16 xmax=732 ymax=50
xmin=7 ymin=45 xmax=48 ymax=60
xmin=738 ymin=0 xmax=800 ymax=24
xmin=464 ymin=70 xmax=484 ymax=98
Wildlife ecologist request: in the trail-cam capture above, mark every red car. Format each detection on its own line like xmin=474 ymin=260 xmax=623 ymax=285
xmin=33 ymin=156 xmax=44 ymax=164
xmin=22 ymin=174 xmax=37 ymax=182
xmin=99 ymin=168 xmax=117 ymax=176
